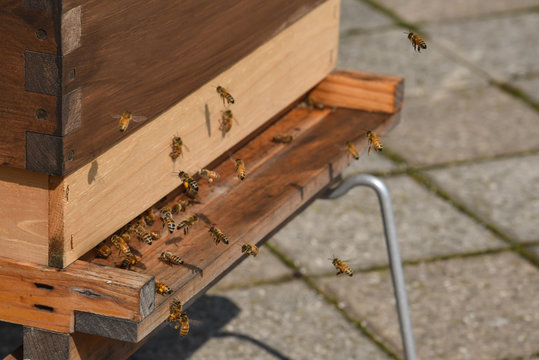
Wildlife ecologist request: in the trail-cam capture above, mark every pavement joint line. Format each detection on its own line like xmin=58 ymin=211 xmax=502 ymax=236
xmin=265 ymin=242 xmax=403 ymax=360
xmin=495 ymin=351 xmax=539 ymax=360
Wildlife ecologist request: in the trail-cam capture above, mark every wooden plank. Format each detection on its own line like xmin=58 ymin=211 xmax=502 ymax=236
xmin=0 ymin=257 xmax=154 ymax=333
xmin=77 ymin=96 xmax=401 ymax=342
xmin=309 ymin=70 xmax=405 ymax=113
xmin=54 ymin=0 xmax=340 ymax=268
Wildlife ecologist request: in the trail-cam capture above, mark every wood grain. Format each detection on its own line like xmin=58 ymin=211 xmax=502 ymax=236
xmin=309 ymin=70 xmax=405 ymax=113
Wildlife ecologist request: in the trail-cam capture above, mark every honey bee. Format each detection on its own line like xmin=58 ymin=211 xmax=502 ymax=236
xmin=241 ymin=244 xmax=259 ymax=257
xmin=113 ymin=111 xmax=147 ymax=132
xmin=178 ymin=171 xmax=199 ymax=198
xmin=155 ymin=280 xmax=173 ymax=296
xmin=160 ymin=206 xmax=176 ymax=233
xmin=116 ymin=255 xmax=137 ymax=270
xmin=366 ymin=130 xmax=383 ymax=154
xmin=169 ymin=299 xmax=183 ymax=318
xmin=168 ymin=300 xmax=189 ymax=336
xmin=272 ymin=134 xmax=293 ymax=144
xmin=345 ymin=141 xmax=360 ymax=160
xmin=177 ymin=312 xmax=190 ymax=336
xmin=216 ymin=86 xmax=234 ymax=106
xmin=170 ymin=136 xmax=184 ymax=160
xmin=177 ymin=215 xmax=199 ymax=235
xmin=199 ymin=169 xmax=220 ymax=183
xmin=172 ymin=199 xmax=190 ymax=214
xmin=209 ymin=225 xmax=229 ymax=245
xmin=110 ymin=234 xmax=133 ymax=258
xmin=150 ymin=231 xmax=160 ymax=240
xmin=159 ymin=251 xmax=184 ymax=266
xmin=404 ymin=31 xmax=427 ymax=52
xmin=95 ymin=242 xmax=111 ymax=258
xmin=132 ymin=223 xmax=153 ymax=245
xmin=331 ymin=257 xmax=353 ymax=277
xmin=220 ymin=109 xmax=234 ymax=133
xmin=143 ymin=209 xmax=156 ymax=226
xmin=235 ymin=159 xmax=246 ymax=181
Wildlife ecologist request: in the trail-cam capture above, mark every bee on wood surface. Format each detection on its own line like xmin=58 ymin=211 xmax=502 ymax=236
xmin=235 ymin=159 xmax=246 ymax=181
xmin=159 ymin=251 xmax=184 ymax=266
xmin=404 ymin=31 xmax=427 ymax=52
xmin=177 ymin=214 xmax=199 ymax=235
xmin=116 ymin=255 xmax=137 ymax=270
xmin=95 ymin=242 xmax=111 ymax=258
xmin=110 ymin=234 xmax=133 ymax=258
xmin=366 ymin=130 xmax=383 ymax=154
xmin=155 ymin=280 xmax=173 ymax=296
xmin=178 ymin=171 xmax=199 ymax=198
xmin=219 ymin=109 xmax=234 ymax=134
xmin=172 ymin=199 xmax=190 ymax=214
xmin=209 ymin=225 xmax=229 ymax=245
xmin=272 ymin=134 xmax=294 ymax=144
xmin=132 ymin=222 xmax=153 ymax=245
xmin=241 ymin=244 xmax=259 ymax=257
xmin=160 ymin=206 xmax=176 ymax=233
xmin=170 ymin=136 xmax=184 ymax=160
xmin=168 ymin=300 xmax=190 ymax=336
xmin=143 ymin=209 xmax=156 ymax=226
xmin=345 ymin=141 xmax=360 ymax=160
xmin=216 ymin=86 xmax=235 ymax=106
xmin=331 ymin=257 xmax=353 ymax=277
xmin=114 ymin=111 xmax=147 ymax=132
xmin=199 ymin=169 xmax=220 ymax=183
xmin=177 ymin=312 xmax=190 ymax=336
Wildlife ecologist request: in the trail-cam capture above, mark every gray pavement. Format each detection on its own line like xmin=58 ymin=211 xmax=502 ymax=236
xmin=2 ymin=1 xmax=538 ymax=359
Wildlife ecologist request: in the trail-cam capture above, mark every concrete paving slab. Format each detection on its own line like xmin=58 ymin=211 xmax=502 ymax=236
xmin=372 ymin=0 xmax=539 ymax=23
xmin=425 ymin=12 xmax=539 ymax=81
xmin=340 ymin=0 xmax=393 ymax=33
xmin=338 ymin=28 xmax=488 ymax=98
xmin=427 ymin=154 xmax=539 ymax=243
xmin=528 ymin=245 xmax=539 ymax=260
xmin=514 ymin=76 xmax=539 ymax=104
xmin=341 ymin=150 xmax=401 ymax=176
xmin=132 ymin=281 xmax=393 ymax=360
xmin=270 ymin=175 xmax=505 ymax=275
xmin=384 ymin=86 xmax=539 ymax=166
xmin=316 ymin=252 xmax=539 ymax=360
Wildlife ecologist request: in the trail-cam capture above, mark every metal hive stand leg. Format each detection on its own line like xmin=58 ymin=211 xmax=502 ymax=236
xmin=321 ymin=174 xmax=418 ymax=360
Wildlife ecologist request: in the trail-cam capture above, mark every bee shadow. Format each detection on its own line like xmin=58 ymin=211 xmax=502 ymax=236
xmin=196 ymin=213 xmax=212 ymax=226
xmin=165 ymin=235 xmax=183 ymax=246
xmin=182 ymin=262 xmax=203 ymax=278
xmin=204 ymin=104 xmax=211 ymax=138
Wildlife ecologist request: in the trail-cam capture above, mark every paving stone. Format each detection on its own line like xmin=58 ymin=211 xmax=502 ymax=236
xmin=270 ymin=175 xmax=504 ymax=275
xmin=513 ymin=76 xmax=539 ymax=104
xmin=316 ymin=252 xmax=539 ymax=360
xmin=0 ymin=322 xmax=21 ymax=358
xmin=338 ymin=28 xmax=488 ymax=98
xmin=132 ymin=281 xmax=393 ymax=360
xmin=340 ymin=0 xmax=393 ymax=33
xmin=373 ymin=0 xmax=539 ymax=23
xmin=384 ymin=86 xmax=539 ymax=166
xmin=211 ymin=246 xmax=293 ymax=291
xmin=425 ymin=12 xmax=539 ymax=81
xmin=427 ymin=154 xmax=539 ymax=243
xmin=528 ymin=245 xmax=539 ymax=259
xmin=341 ymin=150 xmax=401 ymax=176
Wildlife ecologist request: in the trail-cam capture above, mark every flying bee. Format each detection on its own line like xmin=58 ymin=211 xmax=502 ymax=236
xmin=116 ymin=255 xmax=137 ymax=270
xmin=199 ymin=169 xmax=220 ymax=183
xmin=113 ymin=111 xmax=148 ymax=132
xmin=143 ymin=209 xmax=156 ymax=226
xmin=170 ymin=136 xmax=184 ymax=160
xmin=172 ymin=199 xmax=190 ymax=214
xmin=169 ymin=299 xmax=183 ymax=319
xmin=168 ymin=300 xmax=190 ymax=336
xmin=331 ymin=257 xmax=353 ymax=277
xmin=178 ymin=171 xmax=199 ymax=198
xmin=272 ymin=134 xmax=293 ymax=144
xmin=404 ymin=31 xmax=427 ymax=52
xmin=366 ymin=130 xmax=383 ymax=154
xmin=110 ymin=234 xmax=133 ymax=258
xmin=209 ymin=225 xmax=229 ymax=245
xmin=177 ymin=312 xmax=190 ymax=336
xmin=345 ymin=141 xmax=360 ymax=160
xmin=95 ymin=242 xmax=111 ymax=258
xmin=220 ymin=109 xmax=234 ymax=133
xmin=159 ymin=251 xmax=184 ymax=266
xmin=177 ymin=215 xmax=199 ymax=235
xmin=155 ymin=280 xmax=173 ymax=296
xmin=241 ymin=244 xmax=259 ymax=257
xmin=216 ymin=86 xmax=234 ymax=106
xmin=235 ymin=159 xmax=246 ymax=181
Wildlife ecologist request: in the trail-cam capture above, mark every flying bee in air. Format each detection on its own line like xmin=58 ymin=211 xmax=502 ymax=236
xmin=168 ymin=300 xmax=190 ymax=336
xmin=331 ymin=257 xmax=353 ymax=277
xmin=159 ymin=251 xmax=184 ymax=266
xmin=345 ymin=141 xmax=360 ymax=160
xmin=366 ymin=131 xmax=383 ymax=154
xmin=113 ymin=111 xmax=147 ymax=132
xmin=272 ymin=134 xmax=294 ymax=144
xmin=199 ymin=169 xmax=220 ymax=183
xmin=216 ymin=86 xmax=235 ymax=106
xmin=177 ymin=312 xmax=190 ymax=336
xmin=95 ymin=242 xmax=111 ymax=258
xmin=220 ymin=109 xmax=234 ymax=134
xmin=170 ymin=136 xmax=185 ymax=160
xmin=209 ymin=225 xmax=229 ymax=245
xmin=155 ymin=280 xmax=173 ymax=296
xmin=177 ymin=215 xmax=199 ymax=235
xmin=178 ymin=171 xmax=199 ymax=198
xmin=234 ymin=159 xmax=246 ymax=181
xmin=241 ymin=244 xmax=259 ymax=257
xmin=404 ymin=31 xmax=427 ymax=52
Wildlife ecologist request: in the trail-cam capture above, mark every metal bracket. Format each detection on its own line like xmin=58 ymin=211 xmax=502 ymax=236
xmin=321 ymin=174 xmax=417 ymax=360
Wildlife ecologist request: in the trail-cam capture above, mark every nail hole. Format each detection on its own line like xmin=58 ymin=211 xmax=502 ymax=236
xmin=35 ymin=109 xmax=47 ymax=120
xmin=34 ymin=304 xmax=54 ymax=312
xmin=67 ymin=150 xmax=75 ymax=161
xmin=34 ymin=283 xmax=54 ymax=290
xmin=36 ymin=29 xmax=48 ymax=40
xmin=68 ymin=69 xmax=76 ymax=80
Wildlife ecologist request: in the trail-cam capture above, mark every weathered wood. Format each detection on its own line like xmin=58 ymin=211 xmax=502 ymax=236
xmin=2 ymin=346 xmax=22 ymax=360
xmin=0 ymin=257 xmax=154 ymax=333
xmin=309 ymin=70 xmax=405 ymax=113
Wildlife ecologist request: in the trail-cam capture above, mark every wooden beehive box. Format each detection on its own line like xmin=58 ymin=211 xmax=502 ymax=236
xmin=0 ymin=0 xmax=340 ymax=268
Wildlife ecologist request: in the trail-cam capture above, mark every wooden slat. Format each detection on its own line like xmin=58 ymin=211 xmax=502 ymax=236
xmin=309 ymin=70 xmax=405 ymax=113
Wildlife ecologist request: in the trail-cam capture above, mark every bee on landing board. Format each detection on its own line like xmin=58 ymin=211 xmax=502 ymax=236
xmin=241 ymin=244 xmax=259 ymax=257
xmin=216 ymin=86 xmax=235 ymax=106
xmin=272 ymin=134 xmax=294 ymax=144
xmin=113 ymin=111 xmax=147 ymax=132
xmin=234 ymin=159 xmax=246 ymax=181
xmin=110 ymin=234 xmax=133 ymax=259
xmin=160 ymin=206 xmax=176 ymax=234
xmin=199 ymin=169 xmax=220 ymax=183
xmin=116 ymin=255 xmax=137 ymax=270
xmin=404 ymin=31 xmax=427 ymax=52
xmin=209 ymin=225 xmax=229 ymax=245
xmin=155 ymin=280 xmax=173 ymax=296
xmin=172 ymin=199 xmax=191 ymax=214
xmin=345 ymin=141 xmax=360 ymax=160
xmin=132 ymin=222 xmax=153 ymax=245
xmin=177 ymin=215 xmax=199 ymax=235
xmin=159 ymin=251 xmax=184 ymax=266
xmin=170 ymin=136 xmax=185 ymax=160
xmin=331 ymin=257 xmax=353 ymax=277
xmin=366 ymin=130 xmax=383 ymax=154
xmin=178 ymin=171 xmax=199 ymax=198
xmin=143 ymin=209 xmax=156 ymax=226
xmin=220 ymin=110 xmax=234 ymax=134
xmin=95 ymin=242 xmax=111 ymax=258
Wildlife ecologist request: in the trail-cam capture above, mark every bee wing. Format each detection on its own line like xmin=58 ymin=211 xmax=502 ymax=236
xmin=110 ymin=113 xmax=122 ymax=119
xmin=131 ymin=115 xmax=148 ymax=123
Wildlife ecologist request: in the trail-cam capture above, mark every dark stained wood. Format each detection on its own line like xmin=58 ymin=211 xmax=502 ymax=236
xmin=26 ymin=132 xmax=63 ymax=174
xmin=23 ymin=327 xmax=71 ymax=360
xmin=2 ymin=345 xmax=23 ymax=360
